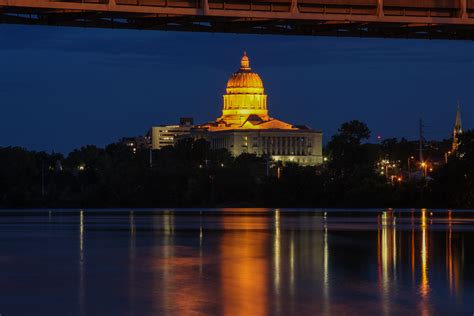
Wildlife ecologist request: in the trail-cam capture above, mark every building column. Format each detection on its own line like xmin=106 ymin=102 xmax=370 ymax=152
xmin=297 ymin=137 xmax=300 ymax=156
xmin=301 ymin=137 xmax=305 ymax=156
xmin=263 ymin=136 xmax=267 ymax=155
xmin=300 ymin=138 xmax=304 ymax=155
xmin=295 ymin=137 xmax=299 ymax=156
xmin=277 ymin=137 xmax=280 ymax=155
xmin=267 ymin=137 xmax=270 ymax=155
xmin=271 ymin=137 xmax=274 ymax=155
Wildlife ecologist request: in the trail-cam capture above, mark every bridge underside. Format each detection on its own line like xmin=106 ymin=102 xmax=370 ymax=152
xmin=0 ymin=0 xmax=473 ymax=39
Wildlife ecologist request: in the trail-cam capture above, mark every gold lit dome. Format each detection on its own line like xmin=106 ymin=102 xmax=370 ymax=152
xmin=220 ymin=52 xmax=269 ymax=125
xmin=197 ymin=51 xmax=298 ymax=132
xmin=226 ymin=51 xmax=264 ymax=94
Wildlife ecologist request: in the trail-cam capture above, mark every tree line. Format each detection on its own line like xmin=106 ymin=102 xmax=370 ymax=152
xmin=0 ymin=121 xmax=472 ymax=209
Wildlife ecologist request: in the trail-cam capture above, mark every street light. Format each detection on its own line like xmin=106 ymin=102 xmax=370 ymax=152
xmin=445 ymin=151 xmax=452 ymax=164
xmin=421 ymin=161 xmax=428 ymax=177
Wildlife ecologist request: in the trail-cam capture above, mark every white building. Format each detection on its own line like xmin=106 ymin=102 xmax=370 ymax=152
xmin=151 ymin=117 xmax=194 ymax=150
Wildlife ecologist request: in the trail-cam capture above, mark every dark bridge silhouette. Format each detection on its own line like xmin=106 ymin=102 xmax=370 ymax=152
xmin=1 ymin=0 xmax=473 ymax=39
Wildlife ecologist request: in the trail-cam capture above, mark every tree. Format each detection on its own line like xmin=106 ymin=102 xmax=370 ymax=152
xmin=337 ymin=120 xmax=371 ymax=144
xmin=326 ymin=120 xmax=374 ymax=178
xmin=431 ymin=129 xmax=474 ymax=208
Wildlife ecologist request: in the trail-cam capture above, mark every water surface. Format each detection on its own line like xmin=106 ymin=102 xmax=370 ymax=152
xmin=0 ymin=208 xmax=473 ymax=315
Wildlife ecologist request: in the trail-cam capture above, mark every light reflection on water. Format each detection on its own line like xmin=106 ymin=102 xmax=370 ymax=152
xmin=0 ymin=208 xmax=473 ymax=315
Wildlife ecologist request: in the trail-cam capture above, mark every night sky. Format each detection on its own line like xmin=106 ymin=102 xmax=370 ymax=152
xmin=0 ymin=25 xmax=473 ymax=153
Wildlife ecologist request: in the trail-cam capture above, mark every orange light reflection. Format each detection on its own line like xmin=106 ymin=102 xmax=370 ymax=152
xmin=221 ymin=214 xmax=269 ymax=316
xmin=419 ymin=209 xmax=430 ymax=316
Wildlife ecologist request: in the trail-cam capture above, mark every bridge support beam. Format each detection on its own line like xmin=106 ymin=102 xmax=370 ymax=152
xmin=460 ymin=0 xmax=467 ymax=18
xmin=201 ymin=0 xmax=209 ymax=14
xmin=291 ymin=0 xmax=299 ymax=14
xmin=377 ymin=0 xmax=384 ymax=17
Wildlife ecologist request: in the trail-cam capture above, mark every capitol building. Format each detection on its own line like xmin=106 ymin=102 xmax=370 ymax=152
xmin=189 ymin=52 xmax=323 ymax=166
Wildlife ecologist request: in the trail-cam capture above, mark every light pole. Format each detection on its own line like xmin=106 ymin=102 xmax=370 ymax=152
xmin=444 ymin=151 xmax=451 ymax=164
xmin=407 ymin=156 xmax=414 ymax=173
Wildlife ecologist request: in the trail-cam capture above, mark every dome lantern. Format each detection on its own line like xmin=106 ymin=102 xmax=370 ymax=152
xmin=240 ymin=51 xmax=250 ymax=70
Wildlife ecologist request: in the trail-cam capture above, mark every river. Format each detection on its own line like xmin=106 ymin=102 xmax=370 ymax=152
xmin=0 ymin=208 xmax=472 ymax=315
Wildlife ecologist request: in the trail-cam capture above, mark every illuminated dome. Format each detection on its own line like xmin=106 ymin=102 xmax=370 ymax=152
xmin=221 ymin=52 xmax=269 ymax=125
xmin=198 ymin=51 xmax=300 ymax=132
xmin=226 ymin=52 xmax=264 ymax=94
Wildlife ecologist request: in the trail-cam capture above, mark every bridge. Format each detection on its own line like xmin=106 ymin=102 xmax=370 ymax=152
xmin=0 ymin=0 xmax=473 ymax=39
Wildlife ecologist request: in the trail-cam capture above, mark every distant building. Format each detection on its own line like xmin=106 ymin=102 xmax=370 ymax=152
xmin=119 ymin=135 xmax=151 ymax=153
xmin=151 ymin=117 xmax=194 ymax=150
xmin=452 ymin=103 xmax=463 ymax=153
xmin=189 ymin=52 xmax=323 ymax=166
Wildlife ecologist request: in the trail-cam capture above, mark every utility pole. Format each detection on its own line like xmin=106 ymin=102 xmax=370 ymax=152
xmin=41 ymin=161 xmax=45 ymax=198
xmin=419 ymin=118 xmax=424 ymax=163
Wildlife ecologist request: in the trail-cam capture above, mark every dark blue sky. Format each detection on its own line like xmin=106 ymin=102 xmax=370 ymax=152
xmin=0 ymin=25 xmax=473 ymax=153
